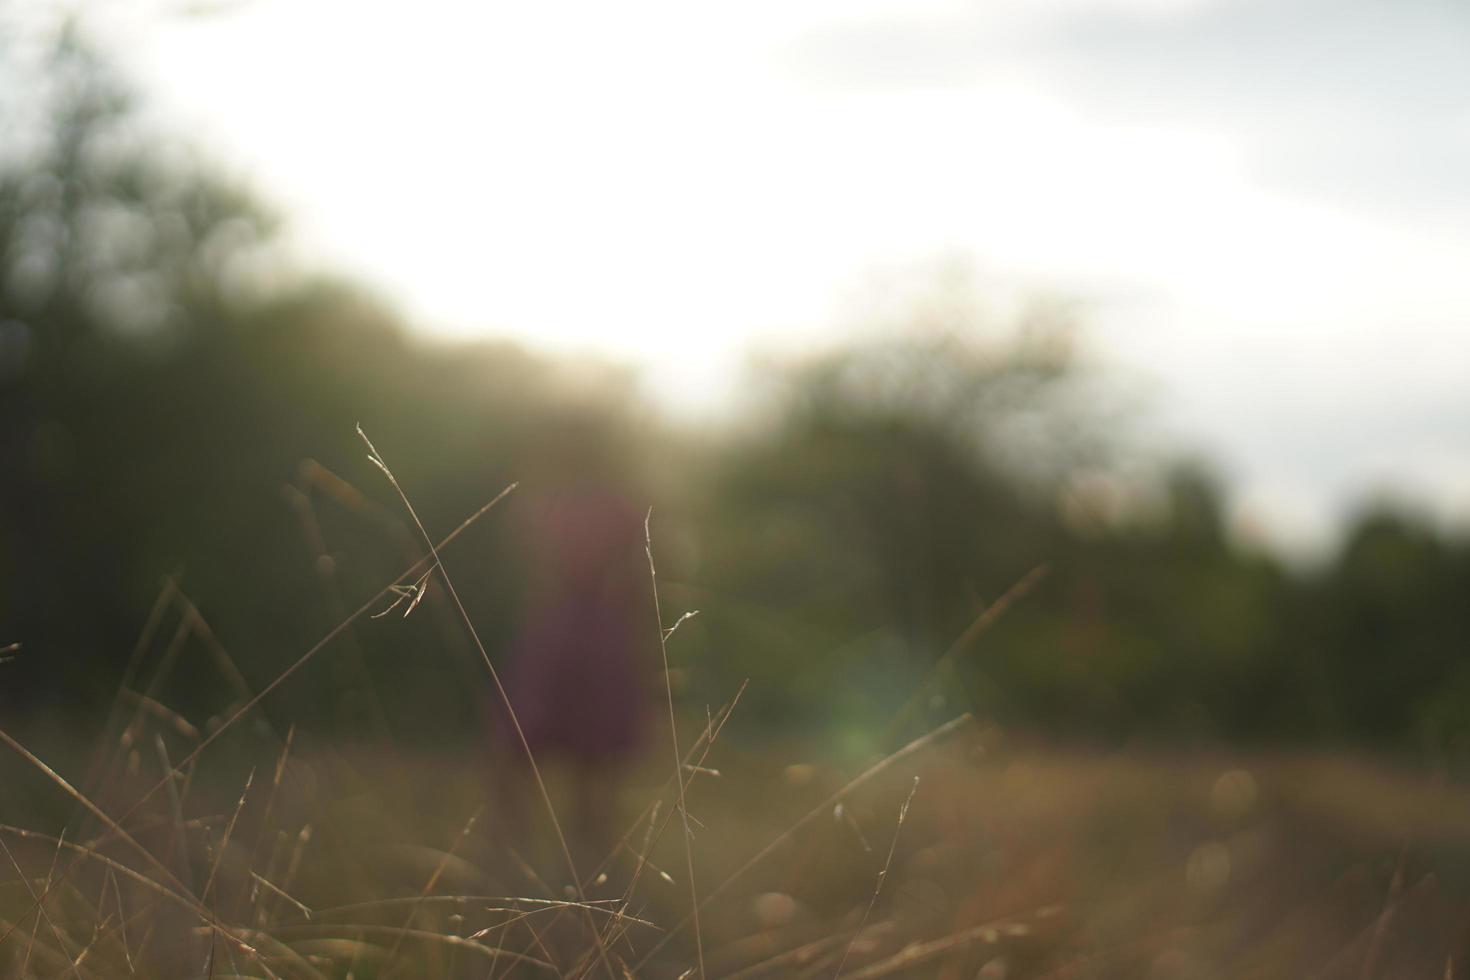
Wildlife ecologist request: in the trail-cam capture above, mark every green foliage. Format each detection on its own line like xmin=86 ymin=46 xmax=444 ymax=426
xmin=4 ymin=29 xmax=1469 ymax=761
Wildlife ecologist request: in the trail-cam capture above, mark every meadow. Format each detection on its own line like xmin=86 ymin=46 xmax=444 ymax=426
xmin=5 ymin=25 xmax=1470 ymax=978
xmin=2 ymin=458 xmax=1466 ymax=978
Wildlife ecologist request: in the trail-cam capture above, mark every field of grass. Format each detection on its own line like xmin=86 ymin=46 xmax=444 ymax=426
xmin=3 ymin=449 xmax=1467 ymax=978
xmin=4 ymin=691 xmax=1469 ymax=978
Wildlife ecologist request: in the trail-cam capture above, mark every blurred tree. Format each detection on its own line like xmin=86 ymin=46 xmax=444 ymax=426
xmin=1308 ymin=508 xmax=1470 ymax=745
xmin=691 ymin=321 xmax=1107 ymax=740
xmin=0 ymin=26 xmax=649 ymax=745
xmin=3 ymin=21 xmax=1468 ymax=763
xmin=0 ymin=23 xmax=278 ymax=711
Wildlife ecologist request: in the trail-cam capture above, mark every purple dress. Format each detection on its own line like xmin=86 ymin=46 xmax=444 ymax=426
xmin=503 ymin=488 xmax=648 ymax=764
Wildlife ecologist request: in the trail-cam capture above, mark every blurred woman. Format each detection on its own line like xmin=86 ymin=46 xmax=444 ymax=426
xmin=493 ymin=405 xmax=653 ymax=855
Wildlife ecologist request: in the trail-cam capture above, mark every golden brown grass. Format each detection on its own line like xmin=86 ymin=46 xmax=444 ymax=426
xmin=1 ymin=439 xmax=1467 ymax=978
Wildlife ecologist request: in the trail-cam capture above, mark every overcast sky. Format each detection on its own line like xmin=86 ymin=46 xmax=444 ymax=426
xmin=47 ymin=0 xmax=1470 ymax=557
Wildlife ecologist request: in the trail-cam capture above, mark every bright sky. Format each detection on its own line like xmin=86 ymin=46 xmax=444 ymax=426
xmin=66 ymin=0 xmax=1470 ymax=556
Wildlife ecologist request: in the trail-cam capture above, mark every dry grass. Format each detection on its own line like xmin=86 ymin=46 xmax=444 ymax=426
xmin=2 ymin=441 xmax=1468 ymax=978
